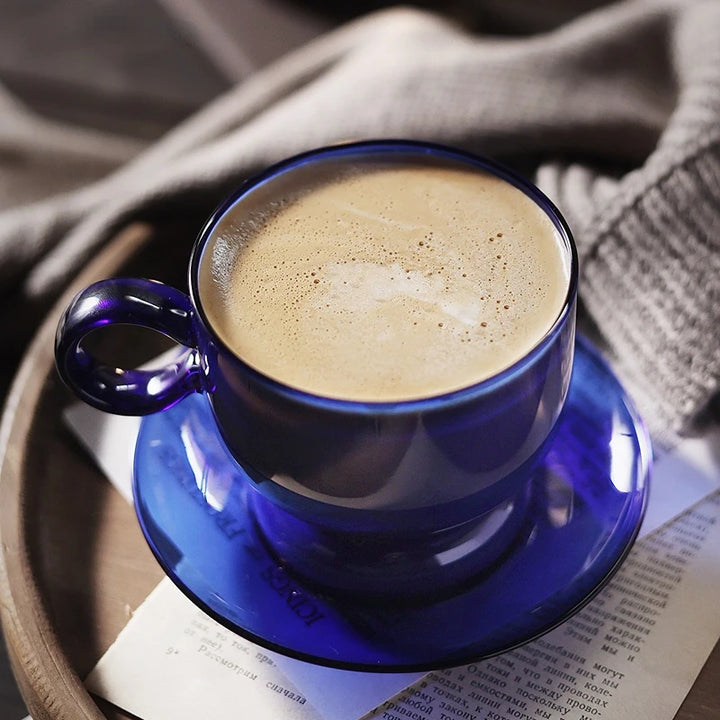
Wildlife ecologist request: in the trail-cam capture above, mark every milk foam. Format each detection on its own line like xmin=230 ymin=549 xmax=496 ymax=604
xmin=200 ymin=160 xmax=569 ymax=401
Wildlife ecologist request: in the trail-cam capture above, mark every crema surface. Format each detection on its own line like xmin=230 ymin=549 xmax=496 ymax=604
xmin=200 ymin=159 xmax=569 ymax=401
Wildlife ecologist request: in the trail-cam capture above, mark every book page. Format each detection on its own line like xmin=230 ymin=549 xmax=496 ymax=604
xmin=86 ymin=576 xmax=422 ymax=720
xmin=66 ymin=405 xmax=720 ymax=720
xmin=67 ymin=405 xmax=421 ymax=720
xmin=363 ymin=491 xmax=720 ymax=720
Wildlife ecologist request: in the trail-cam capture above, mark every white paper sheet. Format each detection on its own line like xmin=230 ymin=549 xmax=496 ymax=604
xmin=66 ymin=405 xmax=422 ymax=719
xmin=363 ymin=491 xmax=720 ymax=720
xmin=65 ymin=404 xmax=720 ymax=720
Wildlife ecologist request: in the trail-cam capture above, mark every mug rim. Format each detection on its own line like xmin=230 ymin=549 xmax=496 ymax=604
xmin=188 ymin=139 xmax=579 ymax=414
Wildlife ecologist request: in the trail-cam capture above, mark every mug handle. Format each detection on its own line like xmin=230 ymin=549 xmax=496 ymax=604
xmin=55 ymin=277 xmax=203 ymax=415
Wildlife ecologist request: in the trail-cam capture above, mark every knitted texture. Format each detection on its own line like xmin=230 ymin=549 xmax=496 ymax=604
xmin=0 ymin=0 xmax=718 ymax=443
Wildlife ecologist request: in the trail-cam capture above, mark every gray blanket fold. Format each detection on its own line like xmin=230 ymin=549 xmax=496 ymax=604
xmin=0 ymin=0 xmax=718 ymax=445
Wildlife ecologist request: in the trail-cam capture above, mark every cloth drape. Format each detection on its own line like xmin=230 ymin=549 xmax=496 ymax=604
xmin=1 ymin=0 xmax=718 ymax=445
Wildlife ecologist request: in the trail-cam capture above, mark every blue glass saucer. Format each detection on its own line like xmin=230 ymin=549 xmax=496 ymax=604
xmin=133 ymin=336 xmax=650 ymax=672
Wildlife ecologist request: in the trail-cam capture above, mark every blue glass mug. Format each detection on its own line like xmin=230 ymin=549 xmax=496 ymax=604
xmin=55 ymin=140 xmax=578 ymax=599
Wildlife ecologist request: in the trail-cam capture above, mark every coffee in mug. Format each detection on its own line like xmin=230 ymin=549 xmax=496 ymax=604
xmin=55 ymin=140 xmax=578 ymax=598
xmin=200 ymin=156 xmax=569 ymax=402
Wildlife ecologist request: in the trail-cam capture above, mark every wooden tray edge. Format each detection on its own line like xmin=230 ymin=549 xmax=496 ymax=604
xmin=0 ymin=223 xmax=152 ymax=720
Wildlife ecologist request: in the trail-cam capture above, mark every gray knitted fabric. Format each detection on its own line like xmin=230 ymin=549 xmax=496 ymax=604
xmin=0 ymin=0 xmax=718 ymax=444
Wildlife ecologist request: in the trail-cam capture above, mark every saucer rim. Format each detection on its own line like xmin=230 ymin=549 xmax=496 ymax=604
xmin=133 ymin=335 xmax=651 ymax=672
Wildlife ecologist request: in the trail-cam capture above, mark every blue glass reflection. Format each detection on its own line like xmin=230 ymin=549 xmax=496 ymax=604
xmin=132 ymin=337 xmax=650 ymax=671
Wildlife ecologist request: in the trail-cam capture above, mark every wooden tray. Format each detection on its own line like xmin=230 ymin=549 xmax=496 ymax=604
xmin=0 ymin=222 xmax=188 ymax=719
xmin=1 ymin=222 xmax=720 ymax=719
